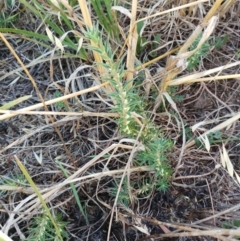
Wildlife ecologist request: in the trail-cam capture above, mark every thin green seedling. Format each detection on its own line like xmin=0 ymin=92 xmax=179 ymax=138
xmin=56 ymin=160 xmax=89 ymax=224
xmin=15 ymin=156 xmax=64 ymax=241
xmin=136 ymin=20 xmax=147 ymax=56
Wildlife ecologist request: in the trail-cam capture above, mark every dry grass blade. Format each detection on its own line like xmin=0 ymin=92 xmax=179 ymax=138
xmin=220 ymin=145 xmax=240 ymax=186
xmin=160 ymin=0 xmax=236 ymax=91
xmin=138 ymin=46 xmax=180 ymax=70
xmin=0 ymin=185 xmax=33 ymax=194
xmin=183 ymin=15 xmax=219 ymax=58
xmin=0 ymin=82 xmax=109 ymax=121
xmin=169 ymin=61 xmax=240 ymax=86
xmin=185 ymin=112 xmax=240 ymax=149
xmin=221 ymin=145 xmax=234 ymax=177
xmin=0 ymin=96 xmax=31 ymax=110
xmin=161 ymin=15 xmax=219 ymax=91
xmin=0 ymin=110 xmax=119 ymax=118
xmin=178 ymin=0 xmax=224 ymax=55
xmin=126 ymin=0 xmax=138 ymax=87
xmin=218 ymin=0 xmax=236 ymax=16
xmin=220 ymin=146 xmax=226 ymax=168
xmin=135 ymin=0 xmax=209 ymax=23
xmin=135 ymin=216 xmax=237 ymax=241
xmin=199 ymin=134 xmax=210 ymax=152
xmin=234 ymin=171 xmax=240 ymax=185
xmin=0 ymin=231 xmax=13 ymax=241
xmin=78 ymin=0 xmax=92 ymax=28
xmin=142 ymin=229 xmax=239 ymax=240
xmin=183 ymin=74 xmax=240 ymax=83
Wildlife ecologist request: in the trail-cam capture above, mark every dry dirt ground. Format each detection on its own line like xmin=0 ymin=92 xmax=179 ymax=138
xmin=1 ymin=1 xmax=240 ymax=241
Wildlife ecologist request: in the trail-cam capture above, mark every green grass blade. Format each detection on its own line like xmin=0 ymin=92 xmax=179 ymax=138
xmin=104 ymin=0 xmax=115 ymax=24
xmin=90 ymin=0 xmax=118 ymax=37
xmin=0 ymin=28 xmax=50 ymax=40
xmin=0 ymin=28 xmax=88 ymax=60
xmin=15 ymin=156 xmax=63 ymax=241
xmin=19 ymin=0 xmax=88 ymax=60
xmin=104 ymin=0 xmax=119 ymax=38
xmin=0 ymin=95 xmax=31 ymax=110
xmin=56 ymin=160 xmax=89 ymax=224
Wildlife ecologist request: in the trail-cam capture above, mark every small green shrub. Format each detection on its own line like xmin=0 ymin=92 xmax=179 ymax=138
xmin=25 ymin=212 xmax=68 ymax=241
xmin=214 ymin=35 xmax=229 ymax=50
xmin=110 ymin=178 xmax=155 ymax=206
xmin=83 ymin=25 xmax=173 ymax=202
xmin=187 ymin=33 xmax=211 ymax=70
xmin=53 ymin=91 xmax=67 ymax=111
xmin=187 ymin=34 xmax=229 ymax=70
xmin=0 ymin=174 xmax=27 ymax=196
xmin=110 ymin=178 xmax=133 ymax=206
xmin=167 ymin=86 xmax=184 ymax=103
